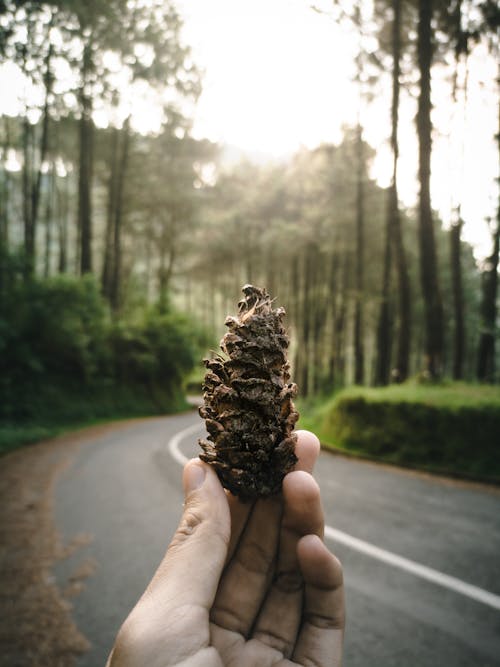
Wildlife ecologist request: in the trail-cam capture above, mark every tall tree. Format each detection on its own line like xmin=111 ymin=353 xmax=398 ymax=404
xmin=1 ymin=2 xmax=59 ymax=275
xmin=76 ymin=37 xmax=94 ymax=274
xmin=125 ymin=131 xmax=216 ymax=308
xmin=101 ymin=120 xmax=131 ymax=309
xmin=375 ymin=0 xmax=400 ymax=385
xmin=353 ymin=5 xmax=367 ymax=385
xmin=477 ymin=53 xmax=500 ymax=381
xmin=0 ymin=117 xmax=13 ymax=252
xmin=390 ymin=0 xmax=412 ymax=383
xmin=477 ymin=214 xmax=500 ymax=382
xmin=353 ymin=121 xmax=365 ymax=385
xmin=416 ymin=0 xmax=444 ymax=378
xmin=448 ymin=0 xmax=468 ymax=380
xmin=59 ymin=0 xmax=200 ymax=274
xmin=97 ymin=0 xmax=201 ymax=298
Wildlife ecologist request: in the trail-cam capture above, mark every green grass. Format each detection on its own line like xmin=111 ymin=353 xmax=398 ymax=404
xmin=297 ymin=382 xmax=500 ymax=484
xmin=0 ymin=384 xmax=192 ymax=457
xmin=329 ymin=381 xmax=500 ymax=408
xmin=0 ymin=418 xmax=130 ymax=456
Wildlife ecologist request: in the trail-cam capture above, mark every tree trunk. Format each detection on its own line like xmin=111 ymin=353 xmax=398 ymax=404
xmin=158 ymin=216 xmax=176 ymax=312
xmin=22 ymin=116 xmax=35 ymax=276
xmin=57 ymin=172 xmax=69 ymax=274
xmin=477 ymin=77 xmax=500 ymax=382
xmin=375 ymin=210 xmax=392 ymax=385
xmin=449 ymin=2 xmax=468 ymax=381
xmin=110 ymin=119 xmax=131 ymax=311
xmin=102 ymin=127 xmax=119 ymax=299
xmin=20 ymin=19 xmax=35 ymax=277
xmin=327 ymin=248 xmax=348 ymax=391
xmin=78 ymin=43 xmax=94 ymax=275
xmin=375 ymin=0 xmax=404 ymax=386
xmin=311 ymin=245 xmax=327 ymax=394
xmin=326 ymin=249 xmax=338 ymax=390
xmin=416 ymin=0 xmax=444 ymax=378
xmin=450 ymin=218 xmax=465 ymax=379
xmin=390 ymin=0 xmax=411 ymax=382
xmin=354 ymin=123 xmax=365 ymax=385
xmin=265 ymin=243 xmax=276 ymax=303
xmin=291 ymin=253 xmax=303 ymax=390
xmin=43 ymin=164 xmax=55 ymax=277
xmin=300 ymin=247 xmax=313 ymax=396
xmin=477 ymin=220 xmax=500 ymax=382
xmin=145 ymin=219 xmax=154 ymax=301
xmin=0 ymin=116 xmax=11 ymax=249
xmin=392 ymin=191 xmax=411 ymax=381
xmin=335 ymin=253 xmax=348 ymax=389
xmin=0 ymin=118 xmax=9 ymax=297
xmin=32 ymin=38 xmax=54 ymax=254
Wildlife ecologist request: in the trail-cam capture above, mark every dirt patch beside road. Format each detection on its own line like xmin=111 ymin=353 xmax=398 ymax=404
xmin=0 ymin=423 xmax=134 ymax=667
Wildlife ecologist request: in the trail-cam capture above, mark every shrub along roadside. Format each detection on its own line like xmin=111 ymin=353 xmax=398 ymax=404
xmin=298 ymin=383 xmax=500 ymax=484
xmin=0 ymin=273 xmax=208 ymax=455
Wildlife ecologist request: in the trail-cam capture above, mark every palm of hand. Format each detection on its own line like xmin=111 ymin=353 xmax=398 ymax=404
xmin=210 ymin=493 xmax=344 ymax=667
xmin=108 ymin=432 xmax=344 ymax=667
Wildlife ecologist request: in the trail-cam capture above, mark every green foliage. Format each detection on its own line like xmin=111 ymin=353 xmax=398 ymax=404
xmin=0 ymin=271 xmax=203 ymax=446
xmin=304 ymin=383 xmax=500 ymax=483
xmin=0 ymin=425 xmax=58 ymax=456
xmin=109 ymin=309 xmax=204 ymax=398
xmin=1 ymin=274 xmax=107 ymax=418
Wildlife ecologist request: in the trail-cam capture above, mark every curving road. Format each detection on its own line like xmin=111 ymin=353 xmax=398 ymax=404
xmin=53 ymin=412 xmax=500 ymax=667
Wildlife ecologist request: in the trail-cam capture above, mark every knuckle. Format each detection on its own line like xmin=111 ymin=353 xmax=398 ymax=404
xmin=169 ymin=499 xmax=229 ymax=553
xmin=169 ymin=505 xmax=205 ymax=549
xmin=305 ymin=610 xmax=345 ymax=631
xmin=253 ymin=630 xmax=294 ymax=657
xmin=275 ymin=568 xmax=303 ymax=593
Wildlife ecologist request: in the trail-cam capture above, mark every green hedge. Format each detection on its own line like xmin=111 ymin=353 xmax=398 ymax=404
xmin=315 ymin=384 xmax=500 ymax=483
xmin=0 ymin=270 xmax=207 ymax=452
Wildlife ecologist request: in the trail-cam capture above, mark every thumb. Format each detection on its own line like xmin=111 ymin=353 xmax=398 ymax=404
xmin=149 ymin=458 xmax=231 ymax=610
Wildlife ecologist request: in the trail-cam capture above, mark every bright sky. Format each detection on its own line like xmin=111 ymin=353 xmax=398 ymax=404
xmin=0 ymin=0 xmax=497 ymax=259
xmin=175 ymin=0 xmax=499 ymax=259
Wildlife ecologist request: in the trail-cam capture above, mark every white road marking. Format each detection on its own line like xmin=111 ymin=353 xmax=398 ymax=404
xmin=167 ymin=423 xmax=500 ymax=612
xmin=324 ymin=526 xmax=500 ymax=610
xmin=168 ymin=421 xmax=203 ymax=467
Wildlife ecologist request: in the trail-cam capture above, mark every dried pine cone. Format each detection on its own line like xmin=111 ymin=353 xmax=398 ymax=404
xmin=199 ymin=284 xmax=299 ymax=501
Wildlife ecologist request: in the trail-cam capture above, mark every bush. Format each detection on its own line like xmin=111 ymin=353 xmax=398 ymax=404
xmin=0 ymin=273 xmax=204 ymax=432
xmin=109 ymin=310 xmax=203 ymax=408
xmin=316 ymin=384 xmax=500 ymax=483
xmin=0 ymin=275 xmax=109 ymax=420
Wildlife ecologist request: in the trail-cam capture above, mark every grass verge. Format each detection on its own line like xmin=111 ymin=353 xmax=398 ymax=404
xmin=0 ymin=384 xmax=192 ymax=456
xmin=297 ymin=382 xmax=500 ymax=485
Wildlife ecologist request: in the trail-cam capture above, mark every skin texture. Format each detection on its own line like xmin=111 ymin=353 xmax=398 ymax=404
xmin=107 ymin=430 xmax=344 ymax=667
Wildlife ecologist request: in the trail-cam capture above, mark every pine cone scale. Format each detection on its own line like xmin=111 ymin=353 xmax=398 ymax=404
xmin=199 ymin=285 xmax=299 ymax=501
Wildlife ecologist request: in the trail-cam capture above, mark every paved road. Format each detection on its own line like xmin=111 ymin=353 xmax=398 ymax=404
xmin=54 ymin=412 xmax=500 ymax=666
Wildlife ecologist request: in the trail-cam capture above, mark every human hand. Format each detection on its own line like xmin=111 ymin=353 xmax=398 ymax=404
xmin=107 ymin=430 xmax=344 ymax=667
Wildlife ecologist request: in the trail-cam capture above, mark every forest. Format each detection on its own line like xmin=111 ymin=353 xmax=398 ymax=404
xmin=0 ymin=0 xmax=499 ymax=460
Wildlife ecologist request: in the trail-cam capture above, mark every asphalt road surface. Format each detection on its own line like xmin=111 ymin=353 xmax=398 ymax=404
xmin=54 ymin=411 xmax=500 ymax=666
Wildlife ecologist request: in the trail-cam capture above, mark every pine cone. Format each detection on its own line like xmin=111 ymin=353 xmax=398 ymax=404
xmin=199 ymin=284 xmax=299 ymax=501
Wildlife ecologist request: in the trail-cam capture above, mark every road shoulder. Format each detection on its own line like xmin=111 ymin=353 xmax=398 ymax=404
xmin=0 ymin=420 xmax=144 ymax=667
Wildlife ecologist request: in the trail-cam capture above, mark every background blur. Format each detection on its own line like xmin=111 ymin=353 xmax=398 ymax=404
xmin=1 ymin=1 xmax=499 ymax=411
xmin=0 ymin=1 xmax=499 ymax=665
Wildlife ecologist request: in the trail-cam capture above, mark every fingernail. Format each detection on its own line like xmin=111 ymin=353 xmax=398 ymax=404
xmin=184 ymin=461 xmax=206 ymax=495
